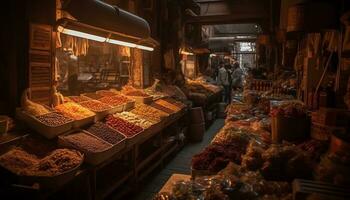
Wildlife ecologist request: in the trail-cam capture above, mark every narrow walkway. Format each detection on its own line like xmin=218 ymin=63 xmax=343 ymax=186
xmin=132 ymin=119 xmax=225 ymax=200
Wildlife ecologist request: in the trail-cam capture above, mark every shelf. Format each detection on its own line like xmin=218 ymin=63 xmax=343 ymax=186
xmin=162 ymin=141 xmax=178 ymax=159
xmin=96 ymin=171 xmax=133 ymax=200
xmin=137 ymin=159 xmax=162 ymax=181
xmin=136 ymin=146 xmax=163 ymax=172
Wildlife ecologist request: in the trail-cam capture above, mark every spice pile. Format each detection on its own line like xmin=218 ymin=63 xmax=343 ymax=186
xmin=55 ymin=102 xmax=95 ymax=120
xmin=36 ymin=112 xmax=72 ymax=126
xmin=114 ymin=112 xmax=154 ymax=129
xmin=79 ymin=100 xmax=112 ymax=112
xmin=97 ymin=90 xmax=117 ymax=97
xmin=67 ymin=96 xmax=91 ymax=103
xmin=87 ymin=122 xmax=125 ymax=145
xmin=105 ymin=115 xmax=143 ymax=137
xmin=191 ymin=141 xmax=249 ymax=172
xmin=0 ymin=148 xmax=83 ymax=176
xmin=60 ymin=131 xmax=111 ymax=153
xmin=131 ymin=104 xmax=168 ymax=123
xmin=99 ymin=95 xmax=130 ymax=107
xmin=83 ymin=93 xmax=104 ymax=100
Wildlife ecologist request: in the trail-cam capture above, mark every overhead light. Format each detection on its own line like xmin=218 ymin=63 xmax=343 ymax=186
xmin=57 ymin=26 xmax=154 ymax=51
xmin=180 ymin=50 xmax=194 ymax=55
xmin=107 ymin=38 xmax=137 ymax=48
xmin=57 ymin=26 xmax=106 ymax=42
xmin=136 ymin=45 xmax=154 ymax=51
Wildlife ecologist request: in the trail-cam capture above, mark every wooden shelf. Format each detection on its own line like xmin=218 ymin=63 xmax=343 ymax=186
xmin=137 ymin=159 xmax=162 ymax=181
xmin=136 ymin=147 xmax=163 ymax=172
xmin=96 ymin=171 xmax=133 ymax=200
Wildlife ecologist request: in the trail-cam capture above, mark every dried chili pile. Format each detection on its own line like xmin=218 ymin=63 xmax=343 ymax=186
xmin=192 ymin=140 xmax=248 ymax=172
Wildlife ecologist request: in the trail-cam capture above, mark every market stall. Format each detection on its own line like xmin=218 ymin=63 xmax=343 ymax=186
xmin=154 ymin=91 xmax=350 ymax=200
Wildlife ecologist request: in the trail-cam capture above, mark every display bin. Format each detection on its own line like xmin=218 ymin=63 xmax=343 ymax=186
xmin=72 ymin=115 xmax=96 ymax=128
xmin=108 ymin=103 xmax=124 ymax=114
xmin=15 ymin=108 xmax=73 ymax=139
xmin=0 ymin=146 xmax=84 ymax=189
xmin=271 ymin=115 xmax=310 ymax=143
xmin=58 ymin=130 xmax=124 ymax=166
xmin=127 ymin=95 xmax=153 ymax=104
xmin=123 ymin=100 xmax=135 ymax=111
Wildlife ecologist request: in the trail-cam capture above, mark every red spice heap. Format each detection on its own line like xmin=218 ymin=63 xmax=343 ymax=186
xmin=105 ymin=115 xmax=143 ymax=137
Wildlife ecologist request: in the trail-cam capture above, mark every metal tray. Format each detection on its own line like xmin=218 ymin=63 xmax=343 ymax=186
xmin=15 ymin=108 xmax=73 ymax=139
xmin=58 ymin=130 xmax=123 ymax=166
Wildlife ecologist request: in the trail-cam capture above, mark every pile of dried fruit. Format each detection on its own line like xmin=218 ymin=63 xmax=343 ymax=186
xmin=55 ymin=102 xmax=95 ymax=120
xmin=36 ymin=112 xmax=72 ymax=126
xmin=97 ymin=90 xmax=117 ymax=97
xmin=191 ymin=141 xmax=248 ymax=172
xmin=0 ymin=148 xmax=83 ymax=176
xmin=105 ymin=115 xmax=143 ymax=137
xmin=87 ymin=122 xmax=125 ymax=145
xmin=60 ymin=131 xmax=111 ymax=153
xmin=99 ymin=95 xmax=130 ymax=107
xmin=114 ymin=112 xmax=154 ymax=129
xmin=125 ymin=90 xmax=149 ymax=97
xmin=67 ymin=96 xmax=91 ymax=103
xmin=79 ymin=100 xmax=112 ymax=112
xmin=131 ymin=104 xmax=168 ymax=123
xmin=83 ymin=93 xmax=104 ymax=100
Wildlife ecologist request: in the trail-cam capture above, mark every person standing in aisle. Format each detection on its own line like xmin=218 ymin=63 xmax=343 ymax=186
xmin=226 ymin=64 xmax=233 ymax=103
xmin=217 ymin=61 xmax=230 ymax=103
xmin=232 ymin=62 xmax=243 ymax=91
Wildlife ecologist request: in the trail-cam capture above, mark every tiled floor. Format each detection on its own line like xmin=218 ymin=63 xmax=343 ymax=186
xmin=131 ymin=119 xmax=225 ymax=200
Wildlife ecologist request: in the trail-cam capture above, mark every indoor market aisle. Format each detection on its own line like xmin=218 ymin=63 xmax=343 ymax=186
xmin=131 ymin=119 xmax=225 ymax=200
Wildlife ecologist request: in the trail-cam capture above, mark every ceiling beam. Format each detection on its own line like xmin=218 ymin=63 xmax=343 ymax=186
xmin=185 ymin=15 xmax=265 ymax=25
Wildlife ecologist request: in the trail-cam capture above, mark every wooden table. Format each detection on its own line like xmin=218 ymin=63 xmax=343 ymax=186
xmin=159 ymin=173 xmax=191 ymax=194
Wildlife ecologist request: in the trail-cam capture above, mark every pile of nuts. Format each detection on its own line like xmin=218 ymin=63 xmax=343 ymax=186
xmin=79 ymin=100 xmax=112 ymax=112
xmin=36 ymin=112 xmax=73 ymax=126
xmin=67 ymin=96 xmax=91 ymax=103
xmin=105 ymin=115 xmax=143 ymax=137
xmin=99 ymin=95 xmax=130 ymax=107
xmin=114 ymin=112 xmax=154 ymax=129
xmin=87 ymin=122 xmax=125 ymax=145
xmin=0 ymin=148 xmax=83 ymax=176
xmin=61 ymin=131 xmax=111 ymax=153
xmin=131 ymin=104 xmax=168 ymax=123
xmin=97 ymin=90 xmax=117 ymax=97
xmin=83 ymin=93 xmax=104 ymax=100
